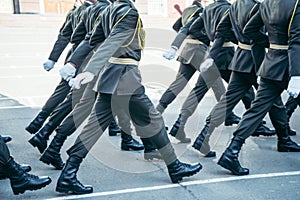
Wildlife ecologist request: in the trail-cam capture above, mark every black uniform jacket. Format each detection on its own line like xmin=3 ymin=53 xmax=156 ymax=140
xmin=244 ymin=0 xmax=300 ymax=82
xmin=191 ymin=0 xmax=234 ymax=70
xmin=84 ymin=0 xmax=144 ymax=95
xmin=214 ymin=0 xmax=261 ymax=73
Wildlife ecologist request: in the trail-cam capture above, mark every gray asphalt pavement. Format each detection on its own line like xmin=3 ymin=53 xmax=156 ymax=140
xmin=0 ymin=13 xmax=300 ymax=200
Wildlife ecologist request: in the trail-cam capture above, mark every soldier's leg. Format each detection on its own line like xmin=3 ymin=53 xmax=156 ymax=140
xmin=120 ymin=94 xmax=202 ymax=183
xmin=169 ymin=65 xmax=224 ymax=143
xmin=56 ymin=93 xmax=114 ymax=194
xmin=156 ymin=63 xmax=196 ymax=113
xmin=193 ymin=72 xmax=254 ymax=155
xmin=28 ymin=84 xmax=87 ymax=154
xmin=218 ymin=78 xmax=300 ymax=175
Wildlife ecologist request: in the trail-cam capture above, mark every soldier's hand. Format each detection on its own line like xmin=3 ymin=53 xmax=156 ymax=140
xmin=68 ymin=78 xmax=75 ymax=88
xmin=199 ymin=58 xmax=214 ymax=72
xmin=43 ymin=60 xmax=56 ymax=71
xmin=257 ymin=76 xmax=261 ymax=84
xmin=73 ymin=72 xmax=95 ymax=89
xmin=287 ymin=76 xmax=300 ymax=98
xmin=59 ymin=62 xmax=76 ymax=81
xmin=163 ymin=47 xmax=177 ymax=60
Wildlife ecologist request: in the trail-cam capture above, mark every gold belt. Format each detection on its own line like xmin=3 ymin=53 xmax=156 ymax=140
xmin=238 ymin=42 xmax=252 ymax=50
xmin=209 ymin=41 xmax=235 ymax=47
xmin=269 ymin=44 xmax=288 ymax=50
xmin=108 ymin=57 xmax=139 ymax=66
xmin=185 ymin=38 xmax=204 ymax=45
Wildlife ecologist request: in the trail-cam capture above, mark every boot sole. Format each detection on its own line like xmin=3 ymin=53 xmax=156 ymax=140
xmin=252 ymin=132 xmax=276 ymax=137
xmin=40 ymin=155 xmax=64 ymax=170
xmin=25 ymin=126 xmax=39 ymax=134
xmin=217 ymin=158 xmax=249 ymax=176
xmin=121 ymin=145 xmax=144 ymax=151
xmin=12 ymin=179 xmax=51 ymax=195
xmin=170 ymin=165 xmax=202 ymax=183
xmin=56 ymin=186 xmax=93 ymax=194
xmin=277 ymin=147 xmax=300 ymax=152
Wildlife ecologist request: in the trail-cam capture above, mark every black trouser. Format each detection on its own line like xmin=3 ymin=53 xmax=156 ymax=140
xmin=55 ymin=80 xmax=130 ymax=137
xmin=0 ymin=136 xmax=10 ymax=165
xmin=159 ymin=63 xmax=197 ymax=109
xmin=233 ymin=77 xmax=288 ymax=139
xmin=41 ymin=79 xmax=71 ymax=115
xmin=42 ymin=51 xmax=94 ymax=131
xmin=208 ymin=71 xmax=258 ymax=128
xmin=67 ymin=93 xmax=176 ymax=165
xmin=180 ymin=66 xmax=254 ymax=118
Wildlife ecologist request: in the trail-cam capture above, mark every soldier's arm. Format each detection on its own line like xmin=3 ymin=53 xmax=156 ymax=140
xmin=288 ymin=6 xmax=300 ymax=77
xmin=172 ymin=17 xmax=182 ymax=32
xmin=71 ymin=11 xmax=88 ymax=46
xmin=47 ymin=12 xmax=73 ymax=62
xmin=215 ymin=10 xmax=237 ymax=44
xmin=171 ymin=15 xmax=200 ymax=49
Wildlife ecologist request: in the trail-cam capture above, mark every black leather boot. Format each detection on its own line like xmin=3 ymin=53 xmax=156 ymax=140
xmin=0 ymin=164 xmax=31 ymax=180
xmin=108 ymin=119 xmax=121 ymax=136
xmin=141 ymin=138 xmax=162 ymax=160
xmin=28 ymin=122 xmax=55 ymax=154
xmin=252 ymin=122 xmax=276 ymax=137
xmin=1 ymin=135 xmax=12 ymax=143
xmin=56 ymin=156 xmax=93 ymax=194
xmin=192 ymin=124 xmax=216 ymax=157
xmin=169 ymin=114 xmax=191 ymax=143
xmin=278 ymin=137 xmax=300 ymax=152
xmin=224 ymin=112 xmax=241 ymax=126
xmin=289 ymin=127 xmax=297 ymax=136
xmin=25 ymin=110 xmax=49 ymax=134
xmin=167 ymin=159 xmax=202 ymax=183
xmin=3 ymin=157 xmax=51 ymax=195
xmin=121 ymin=130 xmax=144 ymax=151
xmin=217 ymin=136 xmax=249 ymax=175
xmin=40 ymin=133 xmax=66 ymax=170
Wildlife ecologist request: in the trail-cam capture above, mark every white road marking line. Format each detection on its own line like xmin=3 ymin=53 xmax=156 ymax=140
xmin=0 ymin=105 xmax=29 ymax=109
xmin=46 ymin=171 xmax=300 ymax=200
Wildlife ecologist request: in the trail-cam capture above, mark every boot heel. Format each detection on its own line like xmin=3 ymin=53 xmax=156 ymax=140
xmin=40 ymin=156 xmax=51 ymax=165
xmin=170 ymin=176 xmax=182 ymax=183
xmin=28 ymin=138 xmax=37 ymax=147
xmin=56 ymin=186 xmax=70 ymax=194
xmin=121 ymin=145 xmax=130 ymax=151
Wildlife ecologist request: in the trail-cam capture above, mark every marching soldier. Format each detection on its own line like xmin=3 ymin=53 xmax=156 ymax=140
xmin=217 ymin=0 xmax=300 ymax=175
xmin=55 ymin=0 xmax=202 ymax=194
xmin=192 ymin=0 xmax=283 ymax=157
xmin=167 ymin=0 xmax=260 ymax=150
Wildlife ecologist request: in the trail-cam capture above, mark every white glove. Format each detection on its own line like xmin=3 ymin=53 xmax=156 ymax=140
xmin=287 ymin=76 xmax=300 ymax=98
xmin=73 ymin=72 xmax=95 ymax=89
xmin=43 ymin=60 xmax=55 ymax=71
xmin=257 ymin=76 xmax=261 ymax=84
xmin=163 ymin=47 xmax=177 ymax=60
xmin=68 ymin=78 xmax=75 ymax=88
xmin=59 ymin=63 xmax=77 ymax=81
xmin=199 ymin=58 xmax=214 ymax=72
